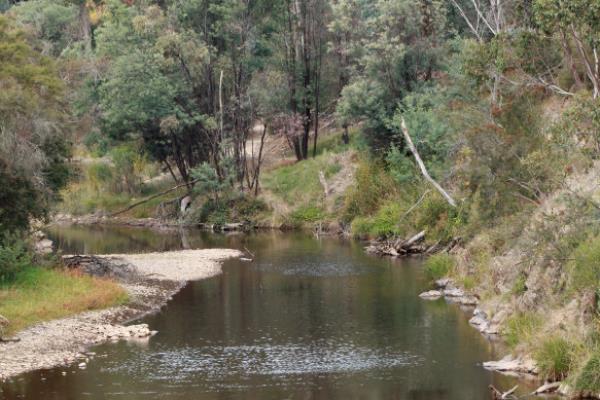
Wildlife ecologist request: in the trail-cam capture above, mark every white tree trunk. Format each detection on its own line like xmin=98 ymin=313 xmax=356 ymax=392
xmin=400 ymin=118 xmax=457 ymax=207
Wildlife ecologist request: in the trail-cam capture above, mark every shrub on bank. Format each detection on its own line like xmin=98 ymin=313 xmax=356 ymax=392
xmin=424 ymin=254 xmax=455 ymax=282
xmin=575 ymin=351 xmax=600 ymax=393
xmin=534 ymin=337 xmax=575 ymax=381
xmin=567 ymin=234 xmax=600 ymax=293
xmin=351 ymin=201 xmax=404 ymax=238
xmin=503 ymin=313 xmax=541 ymax=348
xmin=0 ymin=237 xmax=33 ymax=285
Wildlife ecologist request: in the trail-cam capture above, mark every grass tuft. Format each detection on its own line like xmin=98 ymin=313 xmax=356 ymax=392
xmin=575 ymin=351 xmax=600 ymax=393
xmin=503 ymin=312 xmax=542 ymax=348
xmin=423 ymin=254 xmax=455 ymax=282
xmin=534 ymin=337 xmax=575 ymax=381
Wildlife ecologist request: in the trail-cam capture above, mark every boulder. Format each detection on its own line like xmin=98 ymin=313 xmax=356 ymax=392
xmin=483 ymin=355 xmax=538 ymax=375
xmin=443 ymin=287 xmax=465 ymax=297
xmin=419 ymin=290 xmax=443 ymax=299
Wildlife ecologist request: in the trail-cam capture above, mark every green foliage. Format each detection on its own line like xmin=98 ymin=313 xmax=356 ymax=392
xmin=413 ymin=194 xmax=464 ymax=243
xmin=567 ymin=234 xmax=600 ymax=293
xmin=575 ymin=352 xmax=600 ymax=393
xmin=0 ymin=15 xmax=71 ymax=234
xmin=351 ymin=201 xmax=403 ymax=238
xmin=0 ymin=236 xmax=33 ymax=285
xmin=503 ymin=313 xmax=542 ymax=348
xmin=534 ymin=337 xmax=575 ymax=381
xmin=333 ymin=0 xmax=448 ymax=152
xmin=290 ymin=206 xmax=326 ymax=224
xmin=512 ymin=274 xmax=528 ymax=295
xmin=10 ymin=0 xmax=78 ymax=56
xmin=193 ymin=195 xmax=267 ymax=225
xmin=342 ymin=160 xmax=396 ymax=221
xmin=109 ymin=144 xmax=147 ymax=194
xmin=192 ymin=163 xmax=231 ymax=202
xmin=0 ymin=161 xmax=46 ymax=233
xmin=424 ymin=254 xmax=455 ymax=282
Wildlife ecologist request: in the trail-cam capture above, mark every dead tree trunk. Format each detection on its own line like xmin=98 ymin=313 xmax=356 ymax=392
xmin=400 ymin=118 xmax=457 ymax=207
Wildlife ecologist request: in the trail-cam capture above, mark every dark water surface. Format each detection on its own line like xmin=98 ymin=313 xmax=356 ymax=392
xmin=1 ymin=226 xmax=540 ymax=400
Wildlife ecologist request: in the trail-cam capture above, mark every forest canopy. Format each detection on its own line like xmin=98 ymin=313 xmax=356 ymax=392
xmin=1 ymin=0 xmax=600 ymax=234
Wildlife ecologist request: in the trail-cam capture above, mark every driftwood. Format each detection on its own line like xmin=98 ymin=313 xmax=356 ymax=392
xmin=366 ymin=230 xmax=427 ymax=257
xmin=366 ymin=231 xmax=460 ymax=258
xmin=489 ymin=385 xmax=518 ymax=400
xmin=63 ymin=255 xmax=137 ymax=280
xmin=400 ymin=118 xmax=456 ymax=207
xmin=109 ymin=178 xmax=201 ymax=217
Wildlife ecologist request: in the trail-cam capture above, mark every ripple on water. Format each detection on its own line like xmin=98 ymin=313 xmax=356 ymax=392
xmin=102 ymin=339 xmax=422 ymax=386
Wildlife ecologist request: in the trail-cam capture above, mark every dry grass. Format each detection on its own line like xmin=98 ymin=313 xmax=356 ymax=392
xmin=0 ymin=268 xmax=127 ymax=335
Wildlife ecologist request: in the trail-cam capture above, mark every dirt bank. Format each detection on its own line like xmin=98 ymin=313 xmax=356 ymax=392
xmin=0 ymin=249 xmax=242 ymax=381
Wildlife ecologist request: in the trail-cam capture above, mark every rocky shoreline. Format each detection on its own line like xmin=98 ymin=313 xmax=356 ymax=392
xmin=0 ymin=248 xmax=242 ymax=381
xmin=419 ymin=278 xmax=582 ymax=398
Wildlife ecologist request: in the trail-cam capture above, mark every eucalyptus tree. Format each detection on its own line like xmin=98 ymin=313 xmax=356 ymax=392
xmin=333 ymin=0 xmax=447 ymax=152
xmin=0 ymin=16 xmax=71 ymax=233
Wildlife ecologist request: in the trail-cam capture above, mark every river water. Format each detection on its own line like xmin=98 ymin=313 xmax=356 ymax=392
xmin=1 ymin=226 xmax=545 ymax=399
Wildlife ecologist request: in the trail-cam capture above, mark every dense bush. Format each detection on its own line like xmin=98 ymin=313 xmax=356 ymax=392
xmin=351 ymin=201 xmax=403 ymax=238
xmin=342 ymin=160 xmax=396 ymax=222
xmin=192 ymin=195 xmax=267 ymax=225
xmin=567 ymin=234 xmax=600 ymax=293
xmin=576 ymin=352 xmax=600 ymax=393
xmin=0 ymin=237 xmax=33 ymax=285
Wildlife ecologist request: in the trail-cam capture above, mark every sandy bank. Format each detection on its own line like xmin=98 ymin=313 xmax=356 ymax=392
xmin=0 ymin=249 xmax=242 ymax=381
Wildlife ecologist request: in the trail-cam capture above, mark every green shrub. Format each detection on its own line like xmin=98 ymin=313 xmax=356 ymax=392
xmin=86 ymin=162 xmax=113 ymax=193
xmin=342 ymin=160 xmax=395 ymax=221
xmin=197 ymin=198 xmax=230 ymax=225
xmin=0 ymin=237 xmax=33 ymax=285
xmin=567 ymin=235 xmax=600 ymax=293
xmin=413 ymin=194 xmax=465 ymax=243
xmin=503 ymin=313 xmax=541 ymax=348
xmin=290 ymin=205 xmax=325 ymax=223
xmin=424 ymin=254 xmax=455 ymax=282
xmin=230 ymin=195 xmax=267 ymax=221
xmin=534 ymin=337 xmax=575 ymax=381
xmin=575 ymin=352 xmax=600 ymax=393
xmin=512 ymin=274 xmax=527 ymax=295
xmin=351 ymin=201 xmax=404 ymax=238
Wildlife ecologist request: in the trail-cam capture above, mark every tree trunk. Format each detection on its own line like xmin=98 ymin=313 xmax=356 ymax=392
xmin=78 ymin=2 xmax=92 ymax=53
xmin=400 ymin=118 xmax=456 ymax=207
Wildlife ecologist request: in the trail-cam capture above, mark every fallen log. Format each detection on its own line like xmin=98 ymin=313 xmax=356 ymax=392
xmin=489 ymin=385 xmax=518 ymax=400
xmin=366 ymin=231 xmax=428 ymax=257
xmin=404 ymin=230 xmax=425 ymax=247
xmin=63 ymin=255 xmax=138 ymax=280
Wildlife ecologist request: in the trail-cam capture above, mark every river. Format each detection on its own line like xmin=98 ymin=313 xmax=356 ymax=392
xmin=0 ymin=226 xmax=548 ymax=399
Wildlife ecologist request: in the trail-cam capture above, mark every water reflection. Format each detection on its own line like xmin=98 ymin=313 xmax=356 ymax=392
xmin=0 ymin=226 xmax=549 ymax=400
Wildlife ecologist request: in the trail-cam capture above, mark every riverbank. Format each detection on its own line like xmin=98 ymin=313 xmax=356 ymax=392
xmin=0 ymin=249 xmax=242 ymax=380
